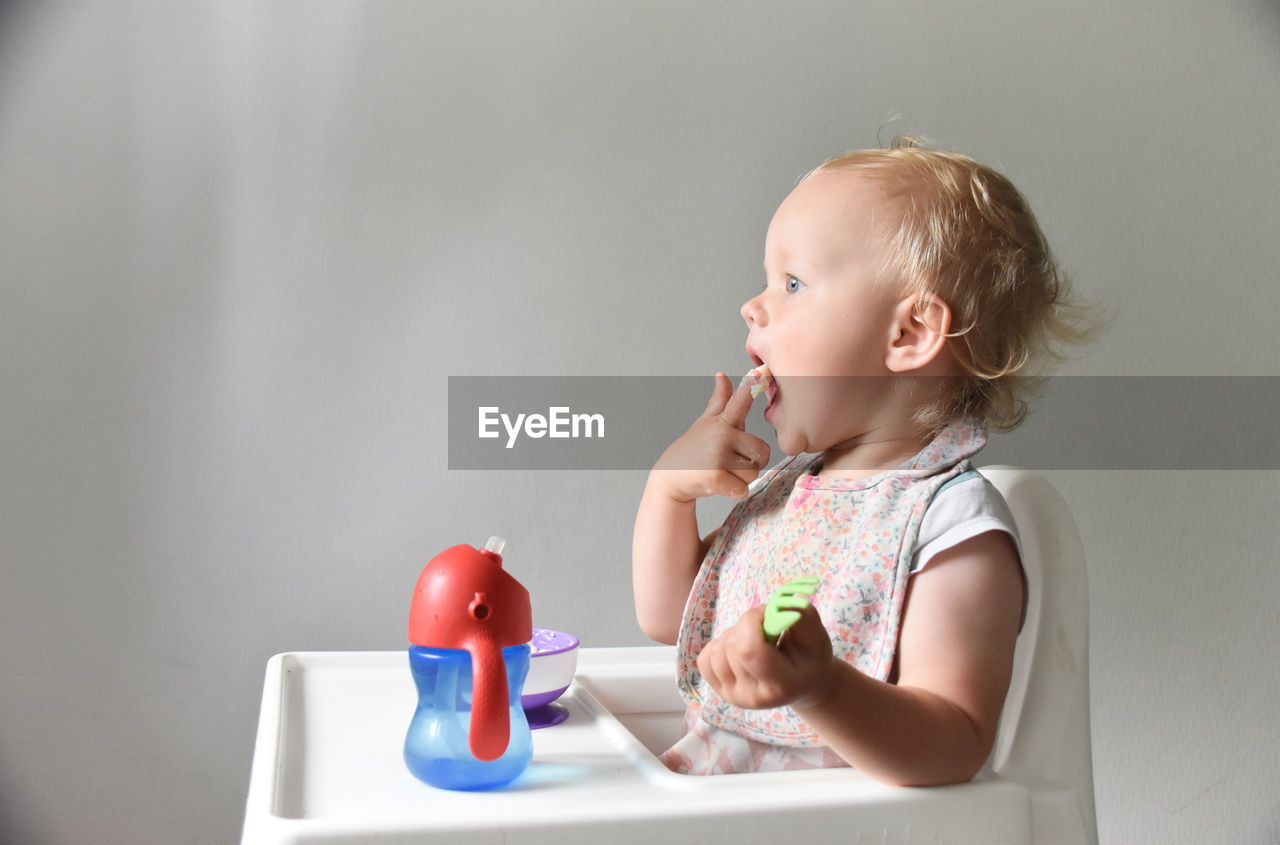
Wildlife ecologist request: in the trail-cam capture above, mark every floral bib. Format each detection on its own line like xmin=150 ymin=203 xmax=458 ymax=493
xmin=674 ymin=419 xmax=988 ymax=748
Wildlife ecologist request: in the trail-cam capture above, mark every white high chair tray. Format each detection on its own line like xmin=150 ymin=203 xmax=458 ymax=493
xmin=243 ymin=647 xmax=1037 ymax=844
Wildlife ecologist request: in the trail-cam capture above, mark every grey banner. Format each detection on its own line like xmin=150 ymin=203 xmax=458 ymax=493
xmin=448 ymin=376 xmax=1280 ymax=470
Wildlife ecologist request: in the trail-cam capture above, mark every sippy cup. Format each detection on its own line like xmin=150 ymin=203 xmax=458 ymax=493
xmin=404 ymin=536 xmax=533 ymax=790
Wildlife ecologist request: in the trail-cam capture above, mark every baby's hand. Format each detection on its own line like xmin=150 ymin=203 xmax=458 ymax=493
xmin=648 ymin=372 xmax=772 ymax=503
xmin=696 ymin=603 xmax=836 ymax=710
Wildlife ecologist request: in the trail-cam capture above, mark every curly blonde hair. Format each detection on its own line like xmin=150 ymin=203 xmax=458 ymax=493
xmin=803 ymin=136 xmax=1099 ymax=432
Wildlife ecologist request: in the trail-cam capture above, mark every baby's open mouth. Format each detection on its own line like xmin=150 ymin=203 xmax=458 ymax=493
xmin=745 ymin=347 xmax=778 ymax=417
xmin=746 ymin=363 xmax=773 ymax=399
xmin=744 ymin=359 xmax=778 ymax=420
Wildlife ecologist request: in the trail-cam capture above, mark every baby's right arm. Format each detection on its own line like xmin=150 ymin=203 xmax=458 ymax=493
xmin=631 ymin=372 xmax=771 ymax=643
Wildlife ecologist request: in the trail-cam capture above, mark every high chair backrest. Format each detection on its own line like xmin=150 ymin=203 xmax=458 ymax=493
xmin=980 ymin=466 xmax=1098 ymax=844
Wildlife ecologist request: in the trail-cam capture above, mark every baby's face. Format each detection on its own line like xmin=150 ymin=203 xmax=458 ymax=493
xmin=741 ymin=170 xmax=907 ymax=455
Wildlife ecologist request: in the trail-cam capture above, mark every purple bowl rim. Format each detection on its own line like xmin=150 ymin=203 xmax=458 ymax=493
xmin=530 ymin=627 xmax=580 ymax=657
xmin=521 ymin=684 xmax=571 ymax=709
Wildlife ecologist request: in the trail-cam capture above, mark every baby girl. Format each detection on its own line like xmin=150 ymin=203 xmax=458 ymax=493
xmin=632 ymin=137 xmax=1093 ymax=786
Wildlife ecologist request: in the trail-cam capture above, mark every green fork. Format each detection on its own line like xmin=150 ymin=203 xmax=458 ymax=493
xmin=762 ymin=576 xmax=820 ymax=645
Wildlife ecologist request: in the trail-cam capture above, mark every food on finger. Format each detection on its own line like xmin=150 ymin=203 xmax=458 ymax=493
xmin=742 ymin=363 xmax=774 ymax=399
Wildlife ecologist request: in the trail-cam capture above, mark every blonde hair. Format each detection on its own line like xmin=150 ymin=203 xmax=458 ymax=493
xmin=803 ymin=136 xmax=1099 ymax=432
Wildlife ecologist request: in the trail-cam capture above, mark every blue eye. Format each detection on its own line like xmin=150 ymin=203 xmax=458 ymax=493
xmin=786 ymin=275 xmax=806 ymax=293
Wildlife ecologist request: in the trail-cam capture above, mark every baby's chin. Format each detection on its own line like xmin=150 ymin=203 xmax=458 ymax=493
xmin=774 ymin=419 xmax=865 ymax=458
xmin=772 ymin=427 xmax=812 ymax=457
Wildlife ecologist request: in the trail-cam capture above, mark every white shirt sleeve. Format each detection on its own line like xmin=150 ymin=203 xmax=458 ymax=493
xmin=911 ymin=474 xmax=1021 ymax=574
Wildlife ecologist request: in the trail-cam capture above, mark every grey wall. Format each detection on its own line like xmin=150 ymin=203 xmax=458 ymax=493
xmin=3 ymin=1 xmax=1278 ymax=842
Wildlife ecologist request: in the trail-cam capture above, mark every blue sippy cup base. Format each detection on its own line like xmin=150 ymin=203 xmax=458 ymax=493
xmin=404 ymin=644 xmax=533 ymax=790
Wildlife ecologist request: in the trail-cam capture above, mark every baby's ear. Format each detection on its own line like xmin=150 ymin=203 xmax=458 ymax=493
xmin=885 ymin=294 xmax=953 ymax=373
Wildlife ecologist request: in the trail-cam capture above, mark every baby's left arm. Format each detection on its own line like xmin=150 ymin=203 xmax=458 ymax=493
xmin=698 ymin=529 xmax=1023 ymax=786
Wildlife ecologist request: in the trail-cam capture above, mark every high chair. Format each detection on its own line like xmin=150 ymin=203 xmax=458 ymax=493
xmin=575 ymin=465 xmax=1098 ymax=845
xmin=976 ymin=465 xmax=1098 ymax=843
xmin=242 ymin=467 xmax=1096 ymax=844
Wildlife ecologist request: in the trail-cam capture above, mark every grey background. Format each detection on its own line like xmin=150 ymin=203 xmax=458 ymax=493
xmin=3 ymin=1 xmax=1279 ymax=842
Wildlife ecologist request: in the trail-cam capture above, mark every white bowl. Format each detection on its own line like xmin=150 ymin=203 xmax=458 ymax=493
xmin=523 ymin=628 xmax=579 ymax=726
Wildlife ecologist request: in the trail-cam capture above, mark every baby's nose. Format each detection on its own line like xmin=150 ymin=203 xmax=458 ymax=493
xmin=741 ymin=294 xmax=766 ymax=327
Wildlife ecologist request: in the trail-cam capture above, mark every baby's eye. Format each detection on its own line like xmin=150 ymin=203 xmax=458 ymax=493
xmin=786 ymin=275 xmax=807 ymax=293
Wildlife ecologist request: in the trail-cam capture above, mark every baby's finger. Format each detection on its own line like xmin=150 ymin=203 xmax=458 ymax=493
xmin=702 ymin=373 xmax=734 ymax=418
xmin=715 ymin=471 xmax=752 ymax=501
xmin=732 ymin=432 xmax=771 ymax=472
xmin=697 ymin=642 xmax=733 ymax=691
xmin=776 ymin=604 xmax=828 ymax=655
xmin=719 ymin=370 xmax=762 ymax=430
xmin=684 ymin=469 xmax=750 ymax=500
xmin=724 ymin=461 xmax=761 ymax=490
